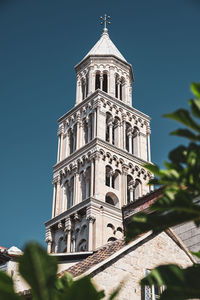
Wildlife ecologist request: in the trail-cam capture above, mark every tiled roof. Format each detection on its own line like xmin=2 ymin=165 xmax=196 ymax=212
xmin=58 ymin=239 xmax=125 ymax=278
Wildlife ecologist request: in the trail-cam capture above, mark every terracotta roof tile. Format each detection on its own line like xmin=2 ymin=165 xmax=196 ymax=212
xmin=58 ymin=239 xmax=125 ymax=278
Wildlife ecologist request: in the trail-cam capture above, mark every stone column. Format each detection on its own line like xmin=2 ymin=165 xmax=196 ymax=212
xmin=45 ymin=228 xmax=52 ymax=253
xmin=129 ymin=180 xmax=135 ymax=202
xmin=90 ymin=158 xmax=94 ymax=197
xmin=64 ymin=218 xmax=71 ymax=253
xmin=57 ymin=134 xmax=61 ymax=162
xmin=88 ymin=118 xmax=91 ymax=142
xmin=128 ymin=130 xmax=132 ymax=154
xmin=73 ymin=166 xmax=78 ymax=205
xmin=108 ymin=120 xmax=113 ymax=144
xmin=88 ymin=67 xmax=93 ymax=95
xmin=94 ymin=151 xmax=100 ymax=197
xmin=55 ymin=175 xmax=61 ymax=216
xmin=76 ymin=114 xmax=81 ymax=149
xmin=93 ymin=110 xmax=96 ymax=138
xmin=122 ymin=114 xmax=126 ymax=150
xmin=122 ymin=166 xmax=128 ymax=206
xmin=87 ymin=216 xmax=96 ymax=251
xmin=117 ymin=79 xmax=121 ymax=99
xmin=109 ymin=66 xmax=115 ymax=97
xmin=147 ymin=128 xmax=151 ymax=162
xmin=100 ymin=72 xmax=103 ymax=90
xmin=76 ymin=76 xmax=81 ymax=105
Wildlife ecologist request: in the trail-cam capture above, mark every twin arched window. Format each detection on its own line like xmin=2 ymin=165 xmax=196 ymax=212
xmin=95 ymin=72 xmax=108 ymax=93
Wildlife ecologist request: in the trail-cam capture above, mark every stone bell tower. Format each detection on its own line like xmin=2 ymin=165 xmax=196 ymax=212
xmin=45 ymin=16 xmax=152 ymax=254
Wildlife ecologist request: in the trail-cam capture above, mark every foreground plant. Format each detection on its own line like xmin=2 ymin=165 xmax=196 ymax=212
xmin=126 ymin=82 xmax=200 ymax=299
xmin=0 ymin=242 xmax=119 ymax=300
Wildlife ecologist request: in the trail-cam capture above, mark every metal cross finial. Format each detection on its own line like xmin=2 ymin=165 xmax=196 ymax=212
xmin=100 ymin=14 xmax=111 ymax=30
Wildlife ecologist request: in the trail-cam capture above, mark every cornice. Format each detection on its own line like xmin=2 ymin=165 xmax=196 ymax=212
xmin=45 ymin=197 xmax=122 ymax=228
xmin=58 ymin=90 xmax=150 ymax=125
xmin=53 ymin=137 xmax=152 ymax=174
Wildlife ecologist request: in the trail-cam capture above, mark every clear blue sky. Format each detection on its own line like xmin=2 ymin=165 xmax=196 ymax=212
xmin=0 ymin=0 xmax=200 ymax=249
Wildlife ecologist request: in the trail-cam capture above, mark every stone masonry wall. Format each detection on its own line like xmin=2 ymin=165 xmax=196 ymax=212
xmin=91 ymin=232 xmax=193 ymax=300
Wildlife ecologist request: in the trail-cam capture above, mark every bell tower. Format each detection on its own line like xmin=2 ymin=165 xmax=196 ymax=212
xmin=45 ymin=16 xmax=152 ymax=254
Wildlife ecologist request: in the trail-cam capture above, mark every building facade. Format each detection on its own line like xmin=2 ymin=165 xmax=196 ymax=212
xmin=45 ymin=24 xmax=153 ymax=254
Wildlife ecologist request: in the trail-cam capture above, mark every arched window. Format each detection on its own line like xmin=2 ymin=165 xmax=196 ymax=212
xmin=135 ymin=179 xmax=142 ymax=200
xmin=107 ymin=237 xmax=117 ymax=242
xmin=103 ymin=73 xmax=108 ymax=92
xmin=83 ymin=120 xmax=88 ymax=145
xmin=105 ymin=166 xmax=112 ymax=187
xmin=69 ymin=129 xmax=74 ymax=154
xmin=81 ymin=78 xmax=86 ymax=100
xmin=105 ymin=112 xmax=113 ymax=144
xmin=115 ymin=75 xmax=119 ymax=98
xmin=133 ymin=127 xmax=139 ymax=156
xmin=88 ymin=114 xmax=93 ymax=141
xmin=126 ymin=123 xmax=132 ymax=152
xmin=119 ymin=82 xmax=122 ymax=100
xmin=112 ymin=170 xmax=120 ymax=190
xmin=127 ymin=175 xmax=133 ymax=204
xmin=121 ymin=78 xmax=125 ymax=101
xmin=105 ymin=192 xmax=119 ymax=207
xmin=80 ymin=171 xmax=86 ymax=201
xmin=95 ymin=73 xmax=100 ymax=90
xmin=57 ymin=237 xmax=66 ymax=253
xmin=77 ymin=239 xmax=87 ymax=252
xmin=113 ymin=117 xmax=120 ymax=146
xmin=107 ymin=223 xmax=115 ymax=231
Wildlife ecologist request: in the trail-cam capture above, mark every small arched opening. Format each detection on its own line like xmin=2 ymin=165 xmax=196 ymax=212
xmin=105 ymin=192 xmax=119 ymax=207
xmin=107 ymin=237 xmax=117 ymax=242
xmin=77 ymin=239 xmax=87 ymax=252
xmin=103 ymin=73 xmax=108 ymax=92
xmin=95 ymin=73 xmax=100 ymax=90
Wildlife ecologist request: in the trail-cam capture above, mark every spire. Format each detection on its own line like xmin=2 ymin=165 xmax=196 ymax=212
xmin=82 ymin=15 xmax=127 ymax=63
xmin=100 ymin=14 xmax=111 ymax=34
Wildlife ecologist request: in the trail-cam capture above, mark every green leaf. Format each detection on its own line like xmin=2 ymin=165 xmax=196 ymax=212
xmin=191 ymin=251 xmax=200 ymax=259
xmin=143 ymin=163 xmax=160 ymax=176
xmin=61 ymin=276 xmax=105 ymax=300
xmin=19 ymin=242 xmax=58 ymax=300
xmin=55 ymin=273 xmax=73 ymax=296
xmin=108 ymin=281 xmax=123 ymax=300
xmin=191 ymin=82 xmax=200 ymax=99
xmin=0 ymin=271 xmax=21 ymax=300
xmin=189 ymin=98 xmax=200 ymax=119
xmin=141 ymin=264 xmax=200 ymax=300
xmin=170 ymin=128 xmax=198 ymax=141
xmin=163 ymin=109 xmax=200 ymax=132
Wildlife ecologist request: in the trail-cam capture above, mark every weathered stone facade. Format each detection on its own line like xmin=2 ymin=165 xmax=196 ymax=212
xmin=45 ymin=26 xmax=153 ymax=254
xmin=63 ymin=231 xmax=194 ymax=300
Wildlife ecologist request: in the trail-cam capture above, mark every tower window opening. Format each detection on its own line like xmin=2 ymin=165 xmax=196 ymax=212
xmin=106 ymin=196 xmax=114 ymax=205
xmin=69 ymin=129 xmax=74 ymax=154
xmin=103 ymin=73 xmax=108 ymax=92
xmin=95 ymin=73 xmax=100 ymax=90
xmin=81 ymin=79 xmax=86 ymax=100
xmin=115 ymin=77 xmax=118 ymax=98
xmin=105 ymin=166 xmax=112 ymax=187
xmin=120 ymin=83 xmax=122 ymax=100
xmin=86 ymin=75 xmax=89 ymax=97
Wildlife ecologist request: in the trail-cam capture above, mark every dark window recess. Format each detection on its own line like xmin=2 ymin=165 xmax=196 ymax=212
xmin=103 ymin=74 xmax=108 ymax=92
xmin=95 ymin=74 xmax=100 ymax=90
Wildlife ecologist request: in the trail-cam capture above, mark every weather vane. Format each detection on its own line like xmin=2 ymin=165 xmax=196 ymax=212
xmin=100 ymin=14 xmax=111 ymax=30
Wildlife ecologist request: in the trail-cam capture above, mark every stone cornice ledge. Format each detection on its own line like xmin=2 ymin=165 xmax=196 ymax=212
xmin=58 ymin=90 xmax=150 ymax=124
xmin=53 ymin=138 xmax=152 ymax=173
xmin=45 ymin=197 xmax=121 ymax=228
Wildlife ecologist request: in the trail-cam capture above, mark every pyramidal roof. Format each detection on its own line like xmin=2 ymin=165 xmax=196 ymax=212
xmin=83 ymin=28 xmax=127 ymax=62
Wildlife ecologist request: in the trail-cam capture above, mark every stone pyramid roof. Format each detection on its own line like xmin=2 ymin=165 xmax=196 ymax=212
xmin=83 ymin=29 xmax=127 ymax=62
